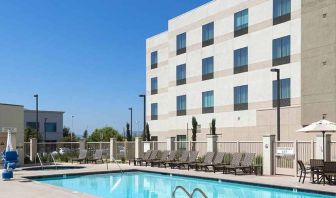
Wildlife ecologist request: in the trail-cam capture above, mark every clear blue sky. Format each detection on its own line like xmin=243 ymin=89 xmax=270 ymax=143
xmin=0 ymin=0 xmax=210 ymax=136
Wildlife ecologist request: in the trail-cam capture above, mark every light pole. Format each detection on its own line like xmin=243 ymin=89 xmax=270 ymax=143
xmin=71 ymin=115 xmax=75 ymax=142
xmin=139 ymin=94 xmax=146 ymax=138
xmin=44 ymin=118 xmax=48 ymax=142
xmin=33 ymin=94 xmax=39 ymax=136
xmin=271 ymin=68 xmax=280 ymax=141
xmin=128 ymin=107 xmax=133 ymax=139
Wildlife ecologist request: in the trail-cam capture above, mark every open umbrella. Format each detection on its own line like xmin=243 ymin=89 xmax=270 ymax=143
xmin=297 ymin=119 xmax=336 ymax=160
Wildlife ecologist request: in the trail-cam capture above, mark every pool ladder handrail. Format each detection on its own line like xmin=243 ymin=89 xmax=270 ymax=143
xmin=172 ymin=185 xmax=208 ymax=198
xmin=50 ymin=153 xmax=57 ymax=170
xmin=36 ymin=153 xmax=44 ymax=170
xmin=106 ymin=156 xmax=124 ymax=174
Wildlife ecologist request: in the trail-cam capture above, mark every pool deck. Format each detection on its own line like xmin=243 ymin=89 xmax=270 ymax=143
xmin=1 ymin=163 xmax=335 ymax=197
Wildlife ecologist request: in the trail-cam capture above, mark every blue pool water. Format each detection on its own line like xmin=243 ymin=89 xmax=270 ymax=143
xmin=34 ymin=171 xmax=334 ymax=198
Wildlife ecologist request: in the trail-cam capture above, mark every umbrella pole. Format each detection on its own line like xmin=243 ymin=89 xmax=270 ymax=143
xmin=322 ymin=131 xmax=325 ymax=161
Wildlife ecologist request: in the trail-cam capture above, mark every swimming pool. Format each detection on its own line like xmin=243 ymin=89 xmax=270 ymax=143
xmin=34 ymin=171 xmax=334 ymax=198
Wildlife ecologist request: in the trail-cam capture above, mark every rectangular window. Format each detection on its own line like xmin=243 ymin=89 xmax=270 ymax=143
xmin=26 ymin=122 xmax=39 ymax=130
xmin=273 ymin=78 xmax=291 ymax=107
xmin=151 ymin=103 xmax=158 ymax=120
xmin=45 ymin=123 xmax=57 ymax=132
xmin=176 ymin=64 xmax=186 ymax=85
xmin=202 ymin=57 xmax=214 ymax=81
xmin=234 ymin=85 xmax=248 ymax=111
xmin=176 ymin=33 xmax=186 ymax=55
xmin=176 ymin=95 xmax=187 ymax=116
xmin=273 ymin=0 xmax=291 ymax=25
xmin=234 ymin=47 xmax=248 ymax=74
xmin=177 ymin=135 xmax=187 ymax=150
xmin=202 ymin=22 xmax=214 ymax=47
xmin=151 ymin=51 xmax=158 ymax=69
xmin=234 ymin=9 xmax=248 ymax=37
xmin=273 ymin=35 xmax=290 ymax=66
xmin=151 ymin=77 xmax=158 ymax=95
xmin=202 ymin=90 xmax=214 ymax=114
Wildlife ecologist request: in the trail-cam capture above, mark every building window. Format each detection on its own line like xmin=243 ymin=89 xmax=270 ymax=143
xmin=234 ymin=9 xmax=248 ymax=37
xmin=202 ymin=90 xmax=214 ymax=114
xmin=202 ymin=22 xmax=214 ymax=47
xmin=273 ymin=0 xmax=291 ymax=25
xmin=151 ymin=103 xmax=158 ymax=120
xmin=234 ymin=85 xmax=248 ymax=111
xmin=234 ymin=47 xmax=248 ymax=74
xmin=151 ymin=77 xmax=158 ymax=95
xmin=202 ymin=57 xmax=214 ymax=81
xmin=273 ymin=78 xmax=291 ymax=107
xmin=177 ymin=135 xmax=187 ymax=150
xmin=45 ymin=123 xmax=57 ymax=132
xmin=176 ymin=95 xmax=186 ymax=116
xmin=176 ymin=32 xmax=186 ymax=55
xmin=176 ymin=64 xmax=186 ymax=85
xmin=26 ymin=122 xmax=39 ymax=130
xmin=151 ymin=51 xmax=158 ymax=69
xmin=273 ymin=35 xmax=290 ymax=66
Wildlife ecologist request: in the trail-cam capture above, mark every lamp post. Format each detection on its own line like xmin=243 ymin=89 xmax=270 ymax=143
xmin=128 ymin=107 xmax=133 ymax=139
xmin=44 ymin=118 xmax=48 ymax=142
xmin=139 ymin=94 xmax=146 ymax=137
xmin=33 ymin=94 xmax=39 ymax=136
xmin=71 ymin=115 xmax=75 ymax=141
xmin=271 ymin=68 xmax=281 ymax=141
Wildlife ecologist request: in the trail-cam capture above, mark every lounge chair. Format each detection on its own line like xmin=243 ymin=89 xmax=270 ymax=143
xmin=133 ymin=150 xmax=152 ymax=166
xmin=188 ymin=152 xmax=215 ymax=171
xmin=152 ymin=150 xmax=178 ymax=168
xmin=168 ymin=151 xmax=189 ymax=169
xmin=87 ymin=150 xmax=103 ymax=164
xmin=205 ymin=152 xmax=226 ymax=172
xmin=147 ymin=151 xmax=169 ymax=167
xmin=129 ymin=151 xmax=145 ymax=165
xmin=214 ymin=153 xmax=242 ymax=173
xmin=171 ymin=151 xmax=198 ymax=169
xmin=143 ymin=150 xmax=159 ymax=166
xmin=224 ymin=153 xmax=255 ymax=175
xmin=72 ymin=149 xmax=88 ymax=164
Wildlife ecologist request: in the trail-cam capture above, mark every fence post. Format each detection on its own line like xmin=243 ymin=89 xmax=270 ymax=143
xmin=262 ymin=135 xmax=275 ymax=175
xmin=315 ymin=134 xmax=331 ymax=161
xmin=135 ymin=137 xmax=143 ymax=159
xmin=79 ymin=139 xmax=86 ymax=150
xmin=166 ymin=137 xmax=175 ymax=151
xmin=30 ymin=138 xmax=37 ymax=162
xmin=110 ymin=138 xmax=116 ymax=160
xmin=310 ymin=140 xmax=314 ymax=159
xmin=294 ymin=140 xmax=298 ymax=177
xmin=207 ymin=135 xmax=218 ymax=152
xmin=236 ymin=141 xmax=240 ymax=153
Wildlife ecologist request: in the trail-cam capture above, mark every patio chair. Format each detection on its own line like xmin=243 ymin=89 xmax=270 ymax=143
xmin=168 ymin=151 xmax=189 ymax=169
xmin=176 ymin=151 xmax=199 ymax=169
xmin=147 ymin=150 xmax=169 ymax=167
xmin=212 ymin=153 xmax=232 ymax=173
xmin=153 ymin=150 xmax=177 ymax=168
xmin=323 ymin=162 xmax=336 ymax=185
xmin=310 ymin=159 xmax=324 ymax=183
xmin=87 ymin=150 xmax=103 ymax=164
xmin=187 ymin=152 xmax=215 ymax=171
xmin=297 ymin=160 xmax=310 ymax=184
xmin=133 ymin=150 xmax=152 ymax=166
xmin=129 ymin=151 xmax=145 ymax=165
xmin=224 ymin=153 xmax=254 ymax=175
xmin=72 ymin=149 xmax=88 ymax=164
xmin=143 ymin=150 xmax=159 ymax=166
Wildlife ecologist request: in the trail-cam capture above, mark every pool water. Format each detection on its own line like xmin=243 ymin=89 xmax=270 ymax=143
xmin=34 ymin=171 xmax=334 ymax=198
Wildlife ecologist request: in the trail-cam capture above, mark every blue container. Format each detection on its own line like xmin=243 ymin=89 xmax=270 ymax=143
xmin=2 ymin=170 xmax=13 ymax=180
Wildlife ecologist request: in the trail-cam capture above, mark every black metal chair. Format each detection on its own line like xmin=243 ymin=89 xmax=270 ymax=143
xmin=297 ymin=160 xmax=310 ymax=184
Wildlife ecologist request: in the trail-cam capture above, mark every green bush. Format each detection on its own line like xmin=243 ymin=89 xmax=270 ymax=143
xmin=254 ymin=155 xmax=263 ymax=165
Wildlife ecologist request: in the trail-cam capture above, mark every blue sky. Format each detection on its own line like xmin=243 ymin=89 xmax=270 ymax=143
xmin=0 ymin=0 xmax=210 ymax=136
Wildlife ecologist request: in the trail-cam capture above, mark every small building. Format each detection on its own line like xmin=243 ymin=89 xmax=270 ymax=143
xmin=24 ymin=109 xmax=64 ymax=142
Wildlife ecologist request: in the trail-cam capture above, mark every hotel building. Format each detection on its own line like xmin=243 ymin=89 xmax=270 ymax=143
xmin=146 ymin=0 xmax=336 ymax=141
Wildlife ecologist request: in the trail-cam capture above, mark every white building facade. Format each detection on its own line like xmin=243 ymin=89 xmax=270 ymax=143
xmin=146 ymin=0 xmax=332 ymax=142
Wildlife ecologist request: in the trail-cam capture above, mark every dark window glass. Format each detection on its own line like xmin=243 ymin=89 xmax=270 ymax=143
xmin=273 ymin=0 xmax=291 ymax=18
xmin=151 ymin=51 xmax=158 ymax=69
xmin=273 ymin=78 xmax=291 ymax=107
xmin=176 ymin=135 xmax=187 ymax=150
xmin=151 ymin=77 xmax=158 ymax=95
xmin=176 ymin=33 xmax=186 ymax=55
xmin=234 ymin=47 xmax=248 ymax=74
xmin=26 ymin=122 xmax=39 ymax=130
xmin=234 ymin=9 xmax=248 ymax=31
xmin=202 ymin=22 xmax=214 ymax=47
xmin=176 ymin=64 xmax=186 ymax=85
xmin=151 ymin=103 xmax=158 ymax=120
xmin=234 ymin=85 xmax=248 ymax=111
xmin=45 ymin=123 xmax=57 ymax=132
xmin=202 ymin=91 xmax=214 ymax=113
xmin=202 ymin=57 xmax=214 ymax=80
xmin=176 ymin=95 xmax=186 ymax=116
xmin=273 ymin=35 xmax=290 ymax=66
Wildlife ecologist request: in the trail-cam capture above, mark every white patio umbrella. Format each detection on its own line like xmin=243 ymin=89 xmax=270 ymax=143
xmin=5 ymin=128 xmax=14 ymax=152
xmin=297 ymin=119 xmax=336 ymax=160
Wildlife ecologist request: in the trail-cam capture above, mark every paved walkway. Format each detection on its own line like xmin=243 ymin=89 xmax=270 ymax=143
xmin=0 ymin=163 xmax=335 ymax=198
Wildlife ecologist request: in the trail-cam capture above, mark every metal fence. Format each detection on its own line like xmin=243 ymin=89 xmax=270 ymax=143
xmin=24 ymin=142 xmax=30 ymax=158
xmin=36 ymin=142 xmax=80 ymax=154
xmin=87 ymin=142 xmax=110 ymax=159
xmin=115 ymin=141 xmax=135 ymax=160
xmin=331 ymin=141 xmax=336 ymax=161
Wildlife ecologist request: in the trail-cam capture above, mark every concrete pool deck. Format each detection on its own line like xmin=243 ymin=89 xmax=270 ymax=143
xmin=1 ymin=163 xmax=335 ymax=197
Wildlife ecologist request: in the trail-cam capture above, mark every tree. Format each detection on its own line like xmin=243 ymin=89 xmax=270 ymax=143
xmin=24 ymin=128 xmax=41 ymax=142
xmin=63 ymin=127 xmax=70 ymax=137
xmin=87 ymin=127 xmax=123 ymax=142
xmin=211 ymin=118 xmax=216 ymax=135
xmin=191 ymin=117 xmax=198 ymax=151
xmin=83 ymin=130 xmax=88 ymax=139
xmin=126 ymin=123 xmax=132 ymax=141
xmin=144 ymin=123 xmax=151 ymax=141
